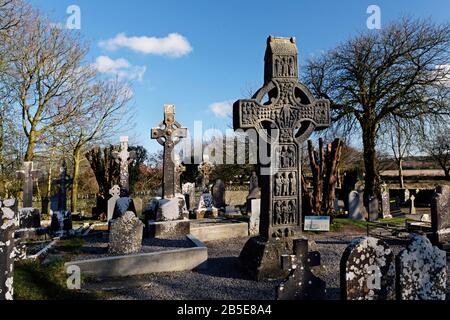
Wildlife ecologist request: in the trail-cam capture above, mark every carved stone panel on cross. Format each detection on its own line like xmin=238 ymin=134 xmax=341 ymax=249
xmin=112 ymin=136 xmax=136 ymax=193
xmin=151 ymin=105 xmax=187 ymax=199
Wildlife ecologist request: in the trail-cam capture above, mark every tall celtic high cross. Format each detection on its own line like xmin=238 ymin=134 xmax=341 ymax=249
xmin=16 ymin=161 xmax=41 ymax=208
xmin=112 ymin=136 xmax=136 ymax=193
xmin=151 ymin=105 xmax=188 ymax=198
xmin=233 ymin=37 xmax=330 ymax=240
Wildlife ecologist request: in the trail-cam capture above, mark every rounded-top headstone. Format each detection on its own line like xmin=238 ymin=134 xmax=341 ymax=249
xmin=397 ymin=235 xmax=447 ymax=300
xmin=340 ymin=236 xmax=395 ymax=300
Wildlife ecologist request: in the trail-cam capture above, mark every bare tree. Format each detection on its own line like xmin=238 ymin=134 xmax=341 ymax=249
xmin=419 ymin=119 xmax=450 ymax=179
xmin=379 ymin=116 xmax=416 ymax=188
xmin=3 ymin=9 xmax=91 ymax=161
xmin=305 ymin=18 xmax=450 ymax=205
xmin=60 ymin=78 xmax=132 ymax=212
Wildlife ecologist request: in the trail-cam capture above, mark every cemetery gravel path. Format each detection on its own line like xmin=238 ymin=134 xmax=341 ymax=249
xmin=82 ymin=233 xmax=450 ymax=300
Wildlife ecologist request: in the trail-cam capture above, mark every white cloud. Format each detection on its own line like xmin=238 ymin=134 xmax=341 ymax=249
xmin=99 ymin=33 xmax=193 ymax=57
xmin=208 ymin=100 xmax=234 ymax=118
xmin=94 ymin=56 xmax=146 ymax=82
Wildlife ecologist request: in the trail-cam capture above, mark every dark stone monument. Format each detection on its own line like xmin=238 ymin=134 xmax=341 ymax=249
xmin=396 ymin=234 xmax=447 ymax=300
xmin=151 ymin=105 xmax=187 ymax=199
xmin=18 ymin=207 xmax=40 ymax=229
xmin=16 ymin=161 xmax=41 ymax=208
xmin=212 ymin=179 xmax=226 ymax=209
xmin=340 ymin=237 xmax=396 ymax=300
xmin=109 ymin=211 xmax=144 ymax=255
xmin=148 ymin=105 xmax=189 ymax=238
xmin=368 ymin=196 xmax=379 ymax=221
xmin=430 ymin=185 xmax=450 ymax=247
xmin=112 ymin=136 xmax=136 ymax=193
xmin=50 ymin=162 xmax=73 ymax=235
xmin=233 ymin=36 xmax=330 ymax=280
xmin=276 ymin=238 xmax=326 ymax=300
xmin=0 ymin=199 xmax=19 ymax=300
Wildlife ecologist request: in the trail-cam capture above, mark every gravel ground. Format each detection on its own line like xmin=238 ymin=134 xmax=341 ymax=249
xmin=81 ymin=233 xmax=450 ymax=300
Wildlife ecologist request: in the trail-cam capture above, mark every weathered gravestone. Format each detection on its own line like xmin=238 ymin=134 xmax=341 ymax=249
xmin=109 ymin=211 xmax=144 ymax=255
xmin=112 ymin=136 xmax=136 ymax=193
xmin=107 ymin=185 xmax=120 ymax=222
xmin=0 ymin=199 xmax=19 ymax=300
xmin=50 ymin=162 xmax=73 ymax=236
xmin=134 ymin=197 xmax=143 ymax=215
xmin=148 ymin=105 xmax=190 ymax=238
xmin=409 ymin=194 xmax=416 ymax=215
xmin=234 ymin=36 xmax=330 ymax=280
xmin=247 ymin=171 xmax=261 ymax=213
xmin=174 ymin=159 xmax=186 ymax=194
xmin=212 ymin=179 xmax=226 ymax=209
xmin=195 ymin=190 xmax=219 ymax=219
xmin=368 ymin=196 xmax=379 ymax=221
xmin=182 ymin=183 xmax=196 ymax=212
xmin=277 ymin=238 xmax=326 ymax=300
xmin=348 ymin=190 xmax=365 ymax=220
xmin=396 ymin=234 xmax=447 ymax=300
xmin=340 ymin=237 xmax=396 ymax=300
xmin=249 ymin=199 xmax=261 ymax=236
xmin=430 ymin=185 xmax=450 ymax=247
xmin=381 ymin=183 xmax=392 ymax=219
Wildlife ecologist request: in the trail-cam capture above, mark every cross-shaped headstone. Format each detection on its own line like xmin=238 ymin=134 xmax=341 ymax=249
xmin=233 ymin=36 xmax=330 ymax=239
xmin=16 ymin=161 xmax=41 ymax=208
xmin=54 ymin=161 xmax=73 ymax=211
xmin=198 ymin=158 xmax=212 ymax=190
xmin=151 ymin=105 xmax=188 ymax=199
xmin=112 ymin=136 xmax=136 ymax=193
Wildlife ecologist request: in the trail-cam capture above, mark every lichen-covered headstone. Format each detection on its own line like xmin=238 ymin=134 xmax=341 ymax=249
xmin=109 ymin=211 xmax=144 ymax=255
xmin=381 ymin=184 xmax=391 ymax=219
xmin=0 ymin=199 xmax=19 ymax=300
xmin=195 ymin=191 xmax=218 ymax=219
xmin=396 ymin=235 xmax=447 ymax=300
xmin=431 ymin=185 xmax=450 ymax=245
xmin=340 ymin=237 xmax=395 ymax=300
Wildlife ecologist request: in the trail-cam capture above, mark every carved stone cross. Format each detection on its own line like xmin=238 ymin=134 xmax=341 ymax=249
xmin=16 ymin=161 xmax=41 ymax=208
xmin=198 ymin=159 xmax=212 ymax=190
xmin=54 ymin=161 xmax=73 ymax=211
xmin=234 ymin=37 xmax=330 ymax=280
xmin=151 ymin=105 xmax=188 ymax=199
xmin=234 ymin=36 xmax=330 ymax=240
xmin=112 ymin=136 xmax=136 ymax=193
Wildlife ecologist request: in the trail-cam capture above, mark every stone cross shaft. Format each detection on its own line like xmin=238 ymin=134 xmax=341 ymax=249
xmin=112 ymin=136 xmax=136 ymax=193
xmin=55 ymin=162 xmax=73 ymax=211
xmin=233 ymin=36 xmax=330 ymax=239
xmin=16 ymin=161 xmax=41 ymax=208
xmin=198 ymin=160 xmax=212 ymax=189
xmin=151 ymin=105 xmax=187 ymax=199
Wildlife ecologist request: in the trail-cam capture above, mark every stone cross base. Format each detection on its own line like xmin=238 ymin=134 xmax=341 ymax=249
xmin=50 ymin=210 xmax=73 ymax=237
xmin=239 ymin=236 xmax=301 ymax=281
xmin=147 ymin=220 xmax=190 ymax=238
xmin=19 ymin=208 xmax=41 ymax=229
xmin=194 ymin=207 xmax=219 ymax=219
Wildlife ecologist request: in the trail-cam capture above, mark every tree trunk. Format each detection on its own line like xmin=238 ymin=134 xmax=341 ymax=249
xmin=324 ymin=139 xmax=344 ymax=216
xmin=45 ymin=152 xmax=54 ymax=216
xmin=25 ymin=132 xmax=36 ymax=161
xmin=362 ymin=123 xmax=380 ymax=207
xmin=308 ymin=139 xmax=324 ymax=215
xmin=71 ymin=146 xmax=82 ymax=213
xmin=398 ymin=159 xmax=405 ymax=188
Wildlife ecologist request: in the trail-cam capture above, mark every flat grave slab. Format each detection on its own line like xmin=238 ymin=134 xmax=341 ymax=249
xmin=190 ymin=218 xmax=249 ymax=242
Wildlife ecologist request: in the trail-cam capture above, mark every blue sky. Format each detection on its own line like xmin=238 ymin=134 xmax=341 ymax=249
xmin=28 ymin=0 xmax=450 ymax=153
